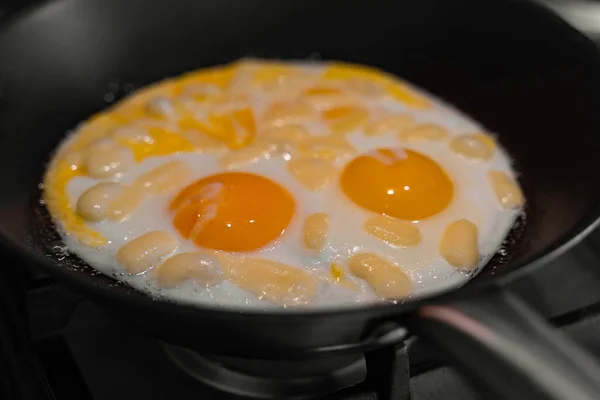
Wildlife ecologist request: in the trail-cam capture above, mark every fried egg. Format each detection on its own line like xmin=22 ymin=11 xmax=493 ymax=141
xmin=42 ymin=59 xmax=525 ymax=309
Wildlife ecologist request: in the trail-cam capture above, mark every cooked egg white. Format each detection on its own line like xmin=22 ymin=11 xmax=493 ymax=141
xmin=44 ymin=59 xmax=524 ymax=310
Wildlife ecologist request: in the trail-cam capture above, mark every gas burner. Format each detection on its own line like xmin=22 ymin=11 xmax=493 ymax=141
xmin=161 ymin=343 xmax=367 ymax=399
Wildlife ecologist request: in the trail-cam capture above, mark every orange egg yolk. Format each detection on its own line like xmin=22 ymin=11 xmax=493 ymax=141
xmin=340 ymin=148 xmax=453 ymax=220
xmin=170 ymin=172 xmax=295 ymax=252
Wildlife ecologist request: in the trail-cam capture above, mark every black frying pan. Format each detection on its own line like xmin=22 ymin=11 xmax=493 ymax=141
xmin=2 ymin=0 xmax=600 ymax=399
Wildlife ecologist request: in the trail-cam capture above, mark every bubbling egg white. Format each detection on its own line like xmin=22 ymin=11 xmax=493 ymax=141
xmin=45 ymin=59 xmax=524 ymax=310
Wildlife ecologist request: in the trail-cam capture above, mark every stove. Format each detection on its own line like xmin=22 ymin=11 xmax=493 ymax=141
xmin=3 ymin=228 xmax=600 ymax=400
xmin=4 ymin=1 xmax=600 ymax=399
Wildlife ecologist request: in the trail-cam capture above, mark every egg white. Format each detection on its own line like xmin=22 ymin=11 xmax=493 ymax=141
xmin=54 ymin=63 xmax=522 ymax=310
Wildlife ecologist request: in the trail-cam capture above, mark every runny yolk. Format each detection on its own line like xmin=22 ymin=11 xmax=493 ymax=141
xmin=170 ymin=172 xmax=295 ymax=252
xmin=340 ymin=148 xmax=453 ymax=220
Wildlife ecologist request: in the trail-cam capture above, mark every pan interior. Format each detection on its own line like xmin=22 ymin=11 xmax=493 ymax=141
xmin=1 ymin=0 xmax=600 ymax=311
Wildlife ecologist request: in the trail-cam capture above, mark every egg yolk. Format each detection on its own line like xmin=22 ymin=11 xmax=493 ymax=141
xmin=340 ymin=148 xmax=453 ymax=220
xmin=170 ymin=172 xmax=295 ymax=252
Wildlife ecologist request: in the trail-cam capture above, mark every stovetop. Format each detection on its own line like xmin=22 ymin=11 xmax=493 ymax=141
xmin=3 ymin=229 xmax=600 ymax=400
xmin=3 ymin=1 xmax=600 ymax=399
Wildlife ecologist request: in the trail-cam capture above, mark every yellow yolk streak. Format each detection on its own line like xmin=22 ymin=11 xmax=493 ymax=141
xmin=43 ymin=113 xmax=136 ymax=247
xmin=43 ymin=160 xmax=106 ymax=246
xmin=323 ymin=63 xmax=431 ymax=109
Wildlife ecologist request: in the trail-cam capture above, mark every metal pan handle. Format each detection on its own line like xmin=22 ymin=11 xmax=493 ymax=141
xmin=411 ymin=287 xmax=600 ymax=400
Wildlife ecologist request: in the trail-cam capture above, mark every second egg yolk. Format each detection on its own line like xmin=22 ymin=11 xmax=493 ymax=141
xmin=170 ymin=172 xmax=295 ymax=252
xmin=340 ymin=148 xmax=453 ymax=220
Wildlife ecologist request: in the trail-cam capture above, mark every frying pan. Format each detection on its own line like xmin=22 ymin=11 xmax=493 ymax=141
xmin=1 ymin=0 xmax=600 ymax=398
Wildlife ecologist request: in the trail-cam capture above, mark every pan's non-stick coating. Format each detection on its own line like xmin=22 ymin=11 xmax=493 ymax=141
xmin=0 ymin=0 xmax=599 ymax=357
